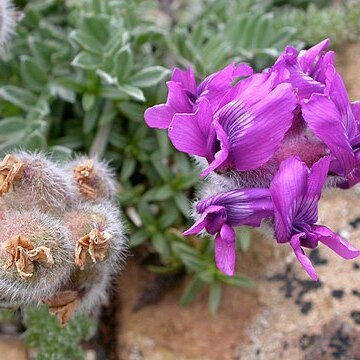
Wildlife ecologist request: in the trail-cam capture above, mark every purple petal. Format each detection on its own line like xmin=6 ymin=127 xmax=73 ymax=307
xmin=183 ymin=205 xmax=226 ymax=236
xmin=219 ymin=71 xmax=277 ymax=108
xmin=307 ymin=156 xmax=331 ymax=200
xmin=325 ymin=66 xmax=357 ymax=139
xmin=294 ymin=156 xmax=331 ymax=226
xmin=290 ymin=233 xmax=318 ymax=281
xmin=214 ymin=223 xmax=236 ymax=276
xmin=301 ymin=93 xmax=356 ymax=175
xmin=197 ymin=188 xmax=273 ymax=228
xmin=313 ymin=51 xmax=335 ymax=84
xmin=144 ymin=104 xmax=177 ymax=129
xmin=351 ymin=101 xmax=360 ymax=121
xmin=311 ymin=225 xmax=360 ymax=259
xmin=286 ymin=66 xmax=325 ymax=99
xmin=172 ymin=67 xmax=197 ymax=94
xmin=221 ymin=83 xmax=297 ymax=171
xmin=144 ymin=81 xmax=193 ymax=129
xmin=233 ymin=64 xmax=253 ymax=78
xmin=198 ymin=63 xmax=238 ymax=111
xmin=298 ymin=38 xmax=330 ymax=74
xmin=200 ymin=119 xmax=230 ymax=177
xmin=270 ymin=157 xmax=308 ymax=243
xmin=168 ymin=98 xmax=213 ymax=157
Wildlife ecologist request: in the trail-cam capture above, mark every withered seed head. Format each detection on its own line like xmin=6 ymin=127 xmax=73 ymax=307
xmin=73 ymin=159 xmax=97 ymax=199
xmin=3 ymin=235 xmax=54 ymax=279
xmin=75 ymin=229 xmax=111 ymax=270
xmin=0 ymin=155 xmax=23 ymax=197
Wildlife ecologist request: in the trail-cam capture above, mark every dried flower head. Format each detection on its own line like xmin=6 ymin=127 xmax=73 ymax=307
xmin=65 ymin=202 xmax=127 ymax=271
xmin=65 ymin=157 xmax=118 ymax=202
xmin=0 ymin=152 xmax=75 ymax=214
xmin=0 ymin=211 xmax=74 ymax=304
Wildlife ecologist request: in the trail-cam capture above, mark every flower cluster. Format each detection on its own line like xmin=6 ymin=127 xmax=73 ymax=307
xmin=144 ymin=39 xmax=360 ymax=280
xmin=0 ymin=151 xmax=126 ymax=325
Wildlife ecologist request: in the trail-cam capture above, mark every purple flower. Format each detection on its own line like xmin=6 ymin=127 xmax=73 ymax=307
xmin=144 ymin=63 xmax=253 ymax=129
xmin=183 ymin=189 xmax=273 ymax=275
xmin=168 ymin=78 xmax=297 ymax=177
xmin=274 ymin=38 xmax=334 ymax=99
xmin=270 ymin=156 xmax=359 ymax=280
xmin=301 ymin=65 xmax=360 ymax=186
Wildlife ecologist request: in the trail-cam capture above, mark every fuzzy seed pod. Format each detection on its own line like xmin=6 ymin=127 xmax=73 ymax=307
xmin=64 ymin=157 xmax=118 ymax=203
xmin=0 ymin=151 xmax=76 ymax=214
xmin=64 ymin=202 xmax=127 ymax=272
xmin=0 ymin=210 xmax=74 ymax=304
xmin=0 ymin=0 xmax=18 ymax=51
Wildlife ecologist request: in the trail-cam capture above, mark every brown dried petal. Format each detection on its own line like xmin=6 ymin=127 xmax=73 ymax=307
xmin=2 ymin=235 xmax=53 ymax=278
xmin=45 ymin=290 xmax=80 ymax=326
xmin=27 ymin=246 xmax=54 ymax=266
xmin=73 ymin=159 xmax=97 ymax=199
xmin=75 ymin=229 xmax=111 ymax=270
xmin=16 ymin=247 xmax=34 ymax=279
xmin=0 ymin=155 xmax=23 ymax=197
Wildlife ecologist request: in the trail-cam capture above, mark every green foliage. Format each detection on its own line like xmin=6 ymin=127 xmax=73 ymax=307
xmin=275 ymin=1 xmax=360 ymax=47
xmin=170 ymin=0 xmax=298 ymax=75
xmin=23 ymin=305 xmax=96 ymax=360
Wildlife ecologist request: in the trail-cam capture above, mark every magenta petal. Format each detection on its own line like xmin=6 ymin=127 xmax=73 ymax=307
xmin=144 ymin=81 xmax=193 ymax=129
xmin=196 ymin=188 xmax=273 ymax=228
xmin=307 ymin=156 xmax=331 ymax=200
xmin=270 ymin=157 xmax=308 ymax=243
xmin=325 ymin=67 xmax=357 ymax=139
xmin=302 ymin=93 xmax=356 ymax=175
xmin=214 ymin=223 xmax=236 ymax=276
xmin=220 ymin=71 xmax=276 ymax=108
xmin=144 ymin=104 xmax=177 ymax=129
xmin=229 ymin=83 xmax=296 ymax=171
xmin=168 ymin=98 xmax=213 ymax=157
xmin=183 ymin=205 xmax=225 ymax=236
xmin=172 ymin=67 xmax=197 ymax=94
xmin=233 ymin=64 xmax=253 ymax=77
xmin=200 ymin=120 xmax=230 ymax=177
xmin=312 ymin=225 xmax=360 ymax=259
xmin=298 ymin=38 xmax=330 ymax=74
xmin=290 ymin=233 xmax=318 ymax=281
xmin=351 ymin=101 xmax=360 ymax=121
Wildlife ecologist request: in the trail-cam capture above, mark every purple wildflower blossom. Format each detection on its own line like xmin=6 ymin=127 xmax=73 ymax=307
xmin=270 ymin=156 xmax=359 ymax=280
xmin=183 ymin=189 xmax=273 ymax=275
xmin=168 ymin=78 xmax=297 ymax=177
xmin=144 ymin=63 xmax=253 ymax=129
xmin=144 ymin=39 xmax=360 ymax=280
